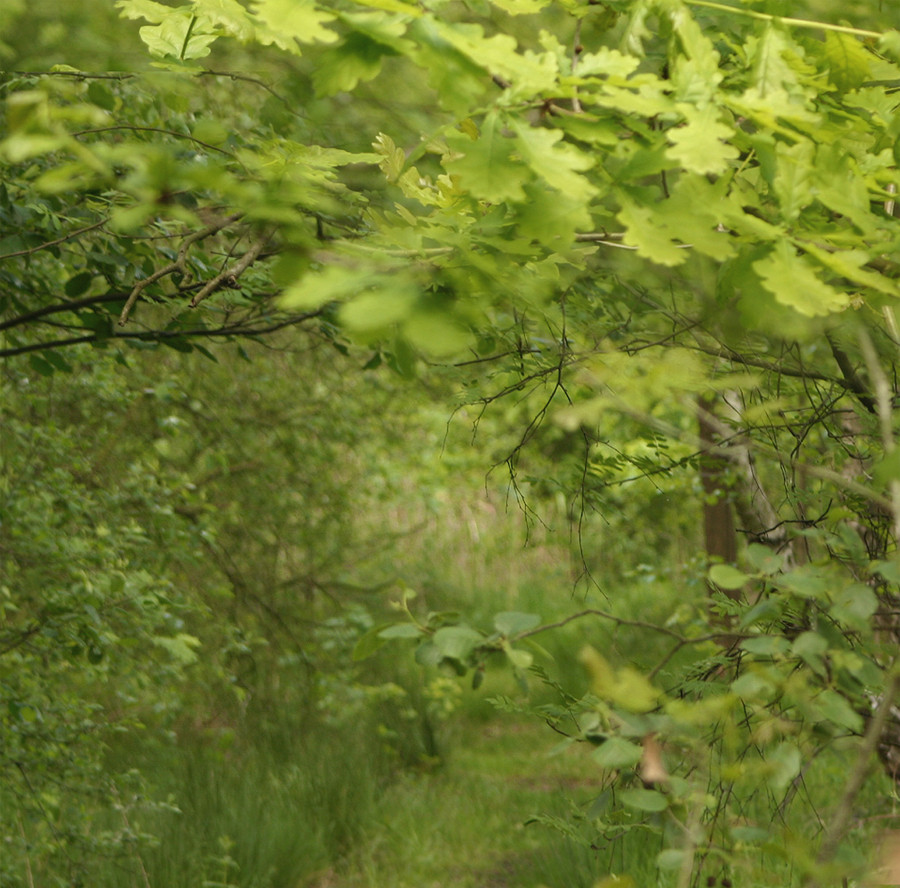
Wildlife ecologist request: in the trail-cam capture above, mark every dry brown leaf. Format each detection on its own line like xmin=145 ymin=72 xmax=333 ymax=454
xmin=871 ymin=830 xmax=900 ymax=886
xmin=640 ymin=732 xmax=670 ymax=785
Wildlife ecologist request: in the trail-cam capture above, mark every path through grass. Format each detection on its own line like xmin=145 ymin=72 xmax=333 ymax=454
xmin=333 ymin=717 xmax=617 ymax=888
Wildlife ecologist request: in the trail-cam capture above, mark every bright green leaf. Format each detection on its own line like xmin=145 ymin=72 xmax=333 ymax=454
xmin=821 ymin=31 xmax=871 ymax=91
xmin=378 ymin=622 xmax=424 ymax=639
xmin=494 ymin=611 xmax=541 ymax=636
xmin=752 ymin=241 xmax=848 ymax=316
xmin=619 ymin=788 xmax=668 ymax=812
xmin=444 ymin=112 xmax=530 ymax=203
xmin=432 ymin=625 xmax=484 ymax=660
xmin=709 ymin=564 xmax=749 ymax=590
xmin=741 ymin=636 xmax=790 ymax=657
xmin=666 ymin=104 xmax=738 ymax=176
xmin=251 ymin=0 xmax=338 ymax=52
xmin=592 ymin=737 xmax=643 ymax=769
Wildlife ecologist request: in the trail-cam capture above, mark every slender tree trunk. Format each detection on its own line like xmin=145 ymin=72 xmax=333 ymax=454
xmin=697 ymin=394 xmax=738 ymax=594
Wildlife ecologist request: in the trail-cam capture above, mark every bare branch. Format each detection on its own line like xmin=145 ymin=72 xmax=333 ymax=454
xmin=0 ymin=220 xmax=108 ymax=261
xmin=189 ymin=232 xmax=272 ymax=308
xmin=118 ymin=213 xmax=243 ymax=325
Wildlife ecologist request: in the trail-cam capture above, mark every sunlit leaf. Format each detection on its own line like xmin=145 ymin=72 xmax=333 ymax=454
xmin=752 ymin=241 xmax=848 ymax=316
xmin=666 ymin=104 xmax=739 ymax=176
xmin=251 ymin=0 xmax=338 ymax=52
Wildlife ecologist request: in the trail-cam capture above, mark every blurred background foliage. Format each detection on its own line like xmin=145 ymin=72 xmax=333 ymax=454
xmin=2 ymin=1 xmax=900 ymax=887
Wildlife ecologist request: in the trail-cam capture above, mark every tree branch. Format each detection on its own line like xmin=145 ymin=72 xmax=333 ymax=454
xmin=0 ymin=308 xmax=326 ymax=358
xmin=0 ymin=220 xmax=108 ymax=261
xmin=117 ymin=213 xmax=243 ymax=325
xmin=189 ymin=231 xmax=272 ymax=308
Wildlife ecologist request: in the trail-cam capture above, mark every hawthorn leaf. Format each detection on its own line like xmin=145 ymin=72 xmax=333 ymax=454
xmin=313 ymin=33 xmax=389 ymax=94
xmin=666 ymin=104 xmax=738 ymax=175
xmin=821 ymin=31 xmax=871 ymax=91
xmin=668 ymin=1 xmax=718 ymax=70
xmin=138 ymin=14 xmax=218 ymax=59
xmin=657 ymin=178 xmax=737 ymax=261
xmin=812 ymin=145 xmax=873 ymax=233
xmin=617 ymin=199 xmax=686 ymax=267
xmin=594 ymin=81 xmax=674 ymax=117
xmin=746 ymin=25 xmax=801 ymax=98
xmin=195 ymin=0 xmax=254 ymax=39
xmin=729 ymin=87 xmax=821 ymax=134
xmin=575 ymin=47 xmax=640 ymax=79
xmin=351 ymin=0 xmax=421 ymax=14
xmin=409 ymin=19 xmax=491 ymax=115
xmin=670 ymin=54 xmax=720 ymax=105
xmin=511 ymin=121 xmax=595 ymax=198
xmin=621 ymin=0 xmax=653 ymax=56
xmin=251 ymin=0 xmax=337 ymax=52
xmin=373 ymin=132 xmax=407 ymax=182
xmin=667 ymin=5 xmax=722 ymax=103
xmin=516 ymin=183 xmax=591 ymax=245
xmin=773 ymin=140 xmax=814 ymax=221
xmin=800 ymin=244 xmax=897 ymax=296
xmin=433 ymin=20 xmax=557 ymax=97
xmin=444 ymin=112 xmax=530 ymax=203
xmin=752 ymin=242 xmax=848 ymax=316
xmin=115 ymin=0 xmax=178 ymax=24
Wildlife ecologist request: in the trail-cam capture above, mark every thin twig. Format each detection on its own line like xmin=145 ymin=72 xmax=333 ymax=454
xmin=685 ymin=0 xmax=881 ymax=38
xmin=0 ymin=308 xmax=326 ymax=358
xmin=571 ymin=18 xmax=583 ymax=114
xmin=73 ymin=124 xmax=234 ymax=157
xmin=118 ymin=213 xmax=243 ymax=325
xmin=0 ymin=220 xmax=108 ymax=261
xmin=189 ymin=231 xmax=271 ymax=308
xmin=512 ymin=607 xmax=730 ymax=648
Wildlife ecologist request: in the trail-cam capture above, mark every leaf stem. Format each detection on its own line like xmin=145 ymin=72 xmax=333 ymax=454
xmin=685 ymin=0 xmax=882 ymax=39
xmin=180 ymin=15 xmax=197 ymax=62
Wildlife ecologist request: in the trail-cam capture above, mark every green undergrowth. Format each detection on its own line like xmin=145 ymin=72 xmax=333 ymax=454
xmin=93 ymin=698 xmax=646 ymax=888
xmin=39 ymin=663 xmax=900 ymax=888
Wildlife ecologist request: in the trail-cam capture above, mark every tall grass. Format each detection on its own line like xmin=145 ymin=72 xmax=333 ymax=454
xmin=97 ymin=712 xmax=398 ymax=888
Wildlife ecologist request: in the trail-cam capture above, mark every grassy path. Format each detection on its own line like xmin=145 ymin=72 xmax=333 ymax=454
xmin=329 ymin=718 xmax=609 ymax=888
